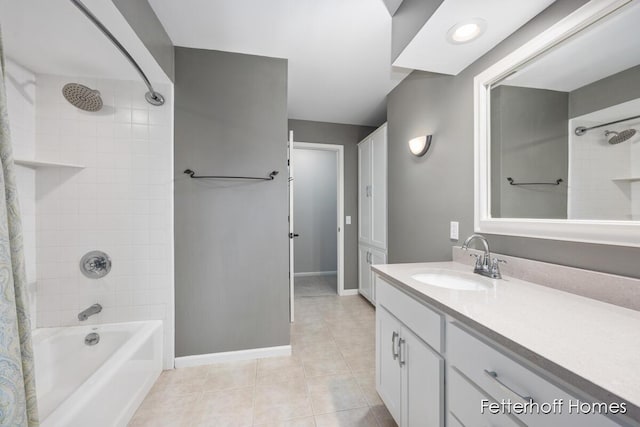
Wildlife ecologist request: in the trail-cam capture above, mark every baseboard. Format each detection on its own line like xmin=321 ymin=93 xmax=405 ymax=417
xmin=340 ymin=289 xmax=359 ymax=296
xmin=294 ymin=271 xmax=337 ymax=277
xmin=174 ymin=345 xmax=291 ymax=368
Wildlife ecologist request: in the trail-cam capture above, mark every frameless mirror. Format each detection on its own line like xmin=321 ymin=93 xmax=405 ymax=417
xmin=474 ymin=0 xmax=640 ymax=247
xmin=490 ymin=1 xmax=640 ymax=221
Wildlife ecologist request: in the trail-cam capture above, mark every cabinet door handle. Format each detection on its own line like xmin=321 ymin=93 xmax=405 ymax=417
xmin=366 ymin=185 xmax=372 ymax=197
xmin=484 ymin=370 xmax=533 ymax=403
xmin=398 ymin=338 xmax=406 ymax=366
xmin=367 ymin=251 xmax=371 ymax=264
xmin=391 ymin=331 xmax=399 ymax=360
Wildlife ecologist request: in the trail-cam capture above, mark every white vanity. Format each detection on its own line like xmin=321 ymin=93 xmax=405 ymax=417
xmin=373 ymin=260 xmax=640 ymax=427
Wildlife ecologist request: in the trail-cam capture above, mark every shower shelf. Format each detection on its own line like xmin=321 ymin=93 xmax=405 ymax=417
xmin=14 ymin=159 xmax=86 ymax=169
xmin=611 ymin=177 xmax=640 ymax=183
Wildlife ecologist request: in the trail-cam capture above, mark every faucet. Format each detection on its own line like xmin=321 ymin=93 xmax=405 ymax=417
xmin=461 ymin=234 xmax=505 ymax=279
xmin=78 ymin=304 xmax=102 ymax=321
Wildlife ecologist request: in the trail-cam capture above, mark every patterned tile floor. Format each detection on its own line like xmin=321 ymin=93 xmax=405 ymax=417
xmin=129 ymin=288 xmax=396 ymax=426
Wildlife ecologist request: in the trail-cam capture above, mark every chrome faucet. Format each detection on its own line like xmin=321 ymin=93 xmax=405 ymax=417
xmin=78 ymin=304 xmax=102 ymax=321
xmin=461 ymin=234 xmax=506 ymax=279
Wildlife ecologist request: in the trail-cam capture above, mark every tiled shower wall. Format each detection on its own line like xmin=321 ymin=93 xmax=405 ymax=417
xmin=5 ymin=60 xmax=38 ymax=324
xmin=568 ymin=99 xmax=640 ymax=221
xmin=33 ymin=74 xmax=174 ymax=367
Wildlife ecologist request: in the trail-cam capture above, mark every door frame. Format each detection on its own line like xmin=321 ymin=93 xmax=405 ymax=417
xmin=290 ymin=141 xmax=346 ymax=309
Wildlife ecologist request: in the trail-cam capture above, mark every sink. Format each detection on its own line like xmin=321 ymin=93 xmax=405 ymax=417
xmin=411 ymin=269 xmax=493 ymax=291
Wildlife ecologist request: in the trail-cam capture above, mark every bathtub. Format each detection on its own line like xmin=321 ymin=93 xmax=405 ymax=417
xmin=32 ymin=321 xmax=163 ymax=427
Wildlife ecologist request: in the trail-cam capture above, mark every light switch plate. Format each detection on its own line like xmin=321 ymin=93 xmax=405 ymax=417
xmin=346 ymin=216 xmax=352 ymax=225
xmin=450 ymin=221 xmax=459 ymax=240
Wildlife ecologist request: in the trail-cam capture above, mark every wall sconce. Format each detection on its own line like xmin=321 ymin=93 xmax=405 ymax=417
xmin=408 ymin=135 xmax=432 ymax=157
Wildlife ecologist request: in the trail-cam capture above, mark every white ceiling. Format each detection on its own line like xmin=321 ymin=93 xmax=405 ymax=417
xmin=148 ymin=0 xmax=411 ymax=126
xmin=503 ymin=1 xmax=640 ymax=92
xmin=392 ymin=0 xmax=556 ymax=75
xmin=0 ymin=0 xmax=139 ymax=81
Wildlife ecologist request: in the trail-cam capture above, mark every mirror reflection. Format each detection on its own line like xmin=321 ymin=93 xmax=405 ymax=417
xmin=490 ymin=2 xmax=640 ymax=221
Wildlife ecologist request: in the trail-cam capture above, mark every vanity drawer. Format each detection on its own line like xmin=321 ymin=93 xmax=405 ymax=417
xmin=448 ymin=366 xmax=524 ymax=427
xmin=376 ymin=276 xmax=443 ymax=353
xmin=447 ymin=322 xmax=622 ymax=427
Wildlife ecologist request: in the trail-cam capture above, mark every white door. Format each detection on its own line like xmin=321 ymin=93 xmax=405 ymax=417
xmin=370 ymin=127 xmax=387 ymax=249
xmin=358 ymin=140 xmax=372 ymax=243
xmin=376 ymin=306 xmax=403 ymax=425
xmin=358 ymin=246 xmax=372 ymax=301
xmin=288 ymin=131 xmax=295 ymax=322
xmin=401 ymin=327 xmax=444 ymax=427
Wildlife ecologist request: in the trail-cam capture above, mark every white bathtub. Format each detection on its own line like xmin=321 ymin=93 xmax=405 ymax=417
xmin=33 ymin=321 xmax=163 ymax=427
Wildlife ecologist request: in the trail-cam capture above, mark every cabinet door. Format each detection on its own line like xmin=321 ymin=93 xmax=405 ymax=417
xmin=370 ymin=126 xmax=387 ymax=249
xmin=400 ymin=327 xmax=444 ymax=427
xmin=358 ymin=140 xmax=372 ymax=243
xmin=369 ymin=248 xmax=386 ymax=303
xmin=376 ymin=307 xmax=403 ymax=425
xmin=358 ymin=246 xmax=372 ymax=302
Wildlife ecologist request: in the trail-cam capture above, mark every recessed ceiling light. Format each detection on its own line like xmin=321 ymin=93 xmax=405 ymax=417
xmin=447 ymin=19 xmax=487 ymax=44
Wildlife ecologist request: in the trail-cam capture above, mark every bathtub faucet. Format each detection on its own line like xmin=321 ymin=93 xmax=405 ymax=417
xmin=78 ymin=304 xmax=102 ymax=321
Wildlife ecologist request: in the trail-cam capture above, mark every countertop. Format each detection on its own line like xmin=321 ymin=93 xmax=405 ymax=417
xmin=372 ymin=261 xmax=640 ymax=422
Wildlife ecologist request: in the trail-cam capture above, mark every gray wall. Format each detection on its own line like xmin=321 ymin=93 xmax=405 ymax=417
xmin=112 ymin=0 xmax=175 ymax=81
xmin=174 ymin=47 xmax=289 ymax=357
xmin=293 ymin=149 xmax=338 ymax=274
xmin=569 ymin=64 xmax=640 ymax=118
xmin=490 ymin=86 xmax=568 ymax=219
xmin=288 ymin=119 xmax=376 ymax=290
xmin=391 ymin=0 xmax=443 ymax=62
xmin=387 ymin=0 xmax=640 ymax=279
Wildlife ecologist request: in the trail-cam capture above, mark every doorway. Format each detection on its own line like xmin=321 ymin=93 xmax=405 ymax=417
xmin=289 ymin=140 xmax=344 ymax=322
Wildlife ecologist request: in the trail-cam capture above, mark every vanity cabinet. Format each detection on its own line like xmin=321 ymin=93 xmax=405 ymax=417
xmin=358 ymin=123 xmax=387 ymax=304
xmin=375 ymin=275 xmax=627 ymax=427
xmin=448 ymin=323 xmax=621 ymax=427
xmin=376 ymin=279 xmax=444 ymax=427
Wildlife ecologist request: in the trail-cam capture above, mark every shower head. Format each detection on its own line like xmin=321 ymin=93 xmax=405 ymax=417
xmin=62 ymin=83 xmax=103 ymax=112
xmin=604 ymin=129 xmax=637 ymax=145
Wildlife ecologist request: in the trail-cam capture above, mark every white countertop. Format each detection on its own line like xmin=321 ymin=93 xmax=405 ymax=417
xmin=372 ymin=261 xmax=640 ymax=412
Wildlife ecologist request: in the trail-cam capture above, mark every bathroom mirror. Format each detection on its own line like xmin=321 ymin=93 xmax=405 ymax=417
xmin=474 ymin=0 xmax=640 ymax=247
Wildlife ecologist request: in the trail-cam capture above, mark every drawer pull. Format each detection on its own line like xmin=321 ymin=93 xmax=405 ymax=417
xmin=391 ymin=331 xmax=399 ymax=360
xmin=398 ymin=338 xmax=406 ymax=366
xmin=484 ymin=370 xmax=534 ymax=404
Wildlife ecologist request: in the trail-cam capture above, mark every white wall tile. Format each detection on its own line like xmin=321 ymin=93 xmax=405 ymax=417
xmin=31 ymin=74 xmax=173 ymax=367
xmin=569 ymin=106 xmax=639 ymax=220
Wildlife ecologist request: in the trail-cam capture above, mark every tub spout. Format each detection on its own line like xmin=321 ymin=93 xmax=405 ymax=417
xmin=78 ymin=304 xmax=102 ymax=321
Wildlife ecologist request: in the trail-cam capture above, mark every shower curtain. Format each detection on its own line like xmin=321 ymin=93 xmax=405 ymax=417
xmin=0 ymin=28 xmax=39 ymax=427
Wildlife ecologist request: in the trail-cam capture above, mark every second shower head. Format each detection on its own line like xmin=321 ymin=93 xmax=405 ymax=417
xmin=605 ymin=129 xmax=637 ymax=145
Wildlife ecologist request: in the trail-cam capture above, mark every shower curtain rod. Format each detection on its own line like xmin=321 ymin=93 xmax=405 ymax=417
xmin=69 ymin=0 xmax=165 ymax=106
xmin=574 ymin=113 xmax=640 ymax=136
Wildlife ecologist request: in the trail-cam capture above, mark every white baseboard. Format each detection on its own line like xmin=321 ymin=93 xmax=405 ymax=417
xmin=174 ymin=345 xmax=291 ymax=368
xmin=340 ymin=289 xmax=359 ymax=296
xmin=294 ymin=271 xmax=337 ymax=278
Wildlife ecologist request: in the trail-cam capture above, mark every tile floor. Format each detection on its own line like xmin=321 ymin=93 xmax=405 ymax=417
xmin=129 ymin=290 xmax=396 ymax=427
xmin=295 ymin=274 xmax=338 ymax=297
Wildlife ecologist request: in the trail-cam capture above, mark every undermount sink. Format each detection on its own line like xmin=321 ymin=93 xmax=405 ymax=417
xmin=411 ymin=269 xmax=493 ymax=291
